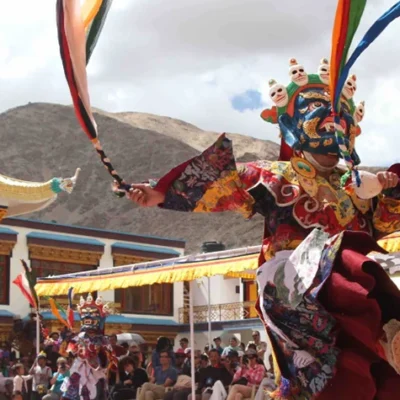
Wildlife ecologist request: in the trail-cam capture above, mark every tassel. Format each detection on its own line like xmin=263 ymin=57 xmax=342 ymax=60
xmin=340 ymin=169 xmax=352 ymax=188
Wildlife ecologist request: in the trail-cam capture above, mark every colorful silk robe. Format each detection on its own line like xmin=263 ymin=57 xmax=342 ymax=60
xmin=152 ymin=134 xmax=400 ymax=398
xmin=154 ymin=135 xmax=400 ymax=259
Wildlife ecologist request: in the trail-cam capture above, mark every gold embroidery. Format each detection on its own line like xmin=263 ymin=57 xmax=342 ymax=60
xmin=264 ymin=162 xmax=372 ymax=229
xmin=270 ymin=162 xmax=299 ymax=185
xmin=373 ymin=196 xmax=400 ymax=234
xmin=194 ymin=171 xmax=255 ymax=218
xmin=300 ymin=92 xmax=330 ymax=101
xmin=303 ymin=117 xmax=321 ymax=138
xmin=309 ymin=141 xmax=320 ymax=148
xmin=298 ymin=176 xmax=318 ymax=197
xmin=291 ymin=165 xmax=367 ymax=226
xmin=323 ymin=138 xmax=333 ymax=146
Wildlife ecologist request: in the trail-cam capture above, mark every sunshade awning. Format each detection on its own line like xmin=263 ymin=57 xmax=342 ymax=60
xmin=35 ymin=245 xmax=261 ymax=296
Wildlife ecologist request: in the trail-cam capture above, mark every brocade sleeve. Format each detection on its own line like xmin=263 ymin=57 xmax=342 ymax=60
xmin=373 ymin=164 xmax=400 ymax=251
xmin=153 ymin=134 xmax=257 ymax=218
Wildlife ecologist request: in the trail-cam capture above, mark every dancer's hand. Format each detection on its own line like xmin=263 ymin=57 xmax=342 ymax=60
xmin=377 ymin=171 xmax=399 ymax=190
xmin=127 ymin=184 xmax=165 ymax=207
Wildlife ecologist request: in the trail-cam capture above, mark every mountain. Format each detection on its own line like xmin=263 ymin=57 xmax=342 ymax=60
xmin=0 ymin=103 xmax=277 ymax=254
xmin=0 ymin=103 xmax=382 ymax=254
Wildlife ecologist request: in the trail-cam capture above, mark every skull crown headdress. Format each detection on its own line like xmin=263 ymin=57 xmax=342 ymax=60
xmin=76 ymin=293 xmax=110 ymax=334
xmin=261 ymin=58 xmax=364 ymax=181
xmin=259 ymin=1 xmax=400 ymax=189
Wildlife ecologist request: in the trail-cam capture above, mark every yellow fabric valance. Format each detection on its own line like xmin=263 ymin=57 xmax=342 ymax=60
xmin=35 ymin=252 xmax=260 ymax=296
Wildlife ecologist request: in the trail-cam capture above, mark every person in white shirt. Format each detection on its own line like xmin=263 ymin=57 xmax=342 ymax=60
xmin=12 ymin=364 xmax=32 ymax=400
xmin=247 ymin=331 xmax=267 ymax=359
xmin=29 ymin=354 xmax=52 ymax=400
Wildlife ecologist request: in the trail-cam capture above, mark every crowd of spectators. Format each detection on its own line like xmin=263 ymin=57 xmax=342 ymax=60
xmin=0 ymin=331 xmax=275 ymax=400
xmin=111 ymin=331 xmax=274 ymax=400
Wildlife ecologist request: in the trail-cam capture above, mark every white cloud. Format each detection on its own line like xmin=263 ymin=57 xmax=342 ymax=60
xmin=0 ymin=0 xmax=399 ymax=166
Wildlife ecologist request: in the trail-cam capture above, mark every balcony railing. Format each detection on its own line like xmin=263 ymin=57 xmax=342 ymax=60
xmin=178 ymin=301 xmax=256 ymax=323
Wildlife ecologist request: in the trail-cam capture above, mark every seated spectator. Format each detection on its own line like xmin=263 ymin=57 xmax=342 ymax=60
xmin=152 ymin=337 xmax=175 ymax=369
xmin=226 ymin=349 xmax=264 ymax=400
xmin=138 ymin=351 xmax=177 ymax=400
xmin=109 ymin=335 xmax=127 ymax=358
xmin=120 ymin=343 xmax=130 ymax=355
xmin=189 ymin=349 xmax=233 ymax=400
xmin=140 ymin=345 xmax=150 ymax=370
xmin=247 ymin=332 xmax=267 ymax=360
xmin=254 ymin=373 xmax=276 ymax=400
xmin=112 ymin=356 xmax=148 ymax=400
xmin=129 ymin=345 xmax=144 ymax=367
xmin=164 ymin=353 xmax=202 ymax=400
xmin=245 ymin=344 xmax=264 ymax=366
xmin=224 ymin=351 xmax=240 ymax=376
xmin=212 ymin=337 xmax=224 ymax=356
xmin=109 ymin=337 xmax=128 ymax=387
xmin=176 ymin=339 xmax=189 ymax=355
xmin=221 ymin=338 xmax=241 ymax=357
xmin=199 ymin=355 xmax=208 ymax=370
xmin=174 ymin=353 xmax=186 ymax=375
xmin=182 ymin=350 xmax=201 ymax=377
xmin=246 ymin=344 xmax=257 ymax=352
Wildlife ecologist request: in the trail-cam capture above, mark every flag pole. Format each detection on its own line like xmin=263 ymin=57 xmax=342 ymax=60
xmin=36 ymin=300 xmax=40 ymax=355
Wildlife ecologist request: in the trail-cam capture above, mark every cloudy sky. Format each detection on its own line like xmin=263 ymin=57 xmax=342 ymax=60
xmin=1 ymin=0 xmax=399 ymax=166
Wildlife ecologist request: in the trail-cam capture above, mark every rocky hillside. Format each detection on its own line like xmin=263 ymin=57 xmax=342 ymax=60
xmin=0 ymin=103 xmax=278 ymax=253
xmin=0 ymin=103 xmax=382 ymax=254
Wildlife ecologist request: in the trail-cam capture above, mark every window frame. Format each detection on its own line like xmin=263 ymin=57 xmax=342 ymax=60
xmin=115 ymin=283 xmax=174 ymax=316
xmin=0 ymin=255 xmax=10 ymax=305
xmin=31 ymin=259 xmax=96 ymax=300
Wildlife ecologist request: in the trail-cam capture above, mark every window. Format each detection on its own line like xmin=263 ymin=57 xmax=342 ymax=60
xmin=115 ymin=284 xmax=173 ymax=316
xmin=31 ymin=259 xmax=95 ymax=301
xmin=0 ymin=255 xmax=10 ymax=305
xmin=243 ymin=280 xmax=257 ymax=318
xmin=31 ymin=259 xmax=94 ymax=277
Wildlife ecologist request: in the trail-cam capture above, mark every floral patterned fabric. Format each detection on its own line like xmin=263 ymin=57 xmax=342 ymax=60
xmin=156 ymin=134 xmax=255 ymax=218
xmin=257 ymin=230 xmax=342 ymax=399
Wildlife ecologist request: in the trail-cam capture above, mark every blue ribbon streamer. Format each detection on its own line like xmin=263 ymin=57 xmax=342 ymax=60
xmin=335 ymin=1 xmax=400 ymax=104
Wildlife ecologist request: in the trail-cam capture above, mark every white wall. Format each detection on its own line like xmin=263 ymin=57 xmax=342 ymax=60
xmin=191 ymin=276 xmax=241 ymax=307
